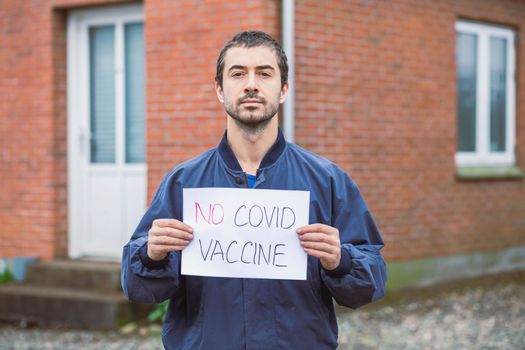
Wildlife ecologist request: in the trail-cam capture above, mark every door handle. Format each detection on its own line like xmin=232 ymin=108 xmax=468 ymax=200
xmin=79 ymin=130 xmax=91 ymax=156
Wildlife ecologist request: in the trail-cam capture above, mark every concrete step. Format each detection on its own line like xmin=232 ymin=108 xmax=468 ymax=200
xmin=0 ymin=283 xmax=151 ymax=329
xmin=24 ymin=260 xmax=122 ymax=293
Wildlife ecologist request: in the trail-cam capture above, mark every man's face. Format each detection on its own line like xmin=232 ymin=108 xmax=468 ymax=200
xmin=215 ymin=46 xmax=288 ymax=130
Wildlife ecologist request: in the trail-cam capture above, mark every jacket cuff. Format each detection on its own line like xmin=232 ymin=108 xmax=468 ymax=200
xmin=139 ymin=243 xmax=169 ymax=270
xmin=323 ymin=248 xmax=352 ymax=277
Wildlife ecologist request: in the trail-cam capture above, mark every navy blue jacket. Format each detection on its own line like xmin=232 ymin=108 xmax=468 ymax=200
xmin=122 ymin=129 xmax=386 ymax=349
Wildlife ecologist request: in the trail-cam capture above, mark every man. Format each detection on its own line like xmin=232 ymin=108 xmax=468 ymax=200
xmin=122 ymin=30 xmax=386 ymax=349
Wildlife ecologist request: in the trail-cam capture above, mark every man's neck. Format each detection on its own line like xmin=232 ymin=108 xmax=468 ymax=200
xmin=226 ymin=117 xmax=279 ymax=175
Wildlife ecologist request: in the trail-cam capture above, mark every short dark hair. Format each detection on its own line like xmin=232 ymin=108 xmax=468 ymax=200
xmin=215 ymin=30 xmax=288 ymax=89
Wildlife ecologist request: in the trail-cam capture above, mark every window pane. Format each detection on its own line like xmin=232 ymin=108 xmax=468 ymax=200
xmin=125 ymin=23 xmax=145 ymax=163
xmin=489 ymin=37 xmax=507 ymax=152
xmin=89 ymin=26 xmax=116 ymax=164
xmin=456 ymin=33 xmax=477 ymax=152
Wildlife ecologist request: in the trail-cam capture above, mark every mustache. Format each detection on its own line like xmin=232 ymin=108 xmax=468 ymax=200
xmin=238 ymin=93 xmax=265 ymax=104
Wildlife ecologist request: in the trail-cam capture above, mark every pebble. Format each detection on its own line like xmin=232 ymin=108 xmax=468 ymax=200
xmin=337 ymin=275 xmax=525 ymax=350
xmin=0 ymin=273 xmax=523 ymax=350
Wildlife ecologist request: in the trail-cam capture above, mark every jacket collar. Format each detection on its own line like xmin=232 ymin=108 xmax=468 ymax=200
xmin=218 ymin=128 xmax=286 ymax=172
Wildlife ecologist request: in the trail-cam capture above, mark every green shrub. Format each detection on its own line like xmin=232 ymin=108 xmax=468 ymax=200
xmin=0 ymin=269 xmax=14 ymax=284
xmin=148 ymin=300 xmax=169 ymax=323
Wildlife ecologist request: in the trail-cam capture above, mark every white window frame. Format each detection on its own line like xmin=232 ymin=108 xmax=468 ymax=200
xmin=455 ymin=21 xmax=516 ymax=168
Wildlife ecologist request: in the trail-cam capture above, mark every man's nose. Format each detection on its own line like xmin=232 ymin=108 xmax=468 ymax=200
xmin=244 ymin=72 xmax=259 ymax=93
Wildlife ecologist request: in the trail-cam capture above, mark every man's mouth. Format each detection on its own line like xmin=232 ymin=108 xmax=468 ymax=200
xmin=241 ymin=99 xmax=263 ymax=104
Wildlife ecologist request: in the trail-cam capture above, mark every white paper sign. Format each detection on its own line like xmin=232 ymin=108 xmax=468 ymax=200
xmin=181 ymin=187 xmax=310 ymax=280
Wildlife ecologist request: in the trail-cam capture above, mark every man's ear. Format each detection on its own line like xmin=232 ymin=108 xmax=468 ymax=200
xmin=279 ymin=82 xmax=289 ymax=104
xmin=215 ymin=81 xmax=224 ymax=104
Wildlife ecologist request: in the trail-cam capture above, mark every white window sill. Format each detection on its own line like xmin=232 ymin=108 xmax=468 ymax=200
xmin=455 ymin=165 xmax=524 ymax=181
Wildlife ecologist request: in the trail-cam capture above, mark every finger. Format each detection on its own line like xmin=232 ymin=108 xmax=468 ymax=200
xmin=150 ymin=227 xmax=194 ymax=240
xmin=296 ymin=223 xmax=336 ymax=235
xmin=150 ymin=244 xmax=188 ymax=254
xmin=303 ymin=248 xmax=336 ymax=261
xmin=298 ymin=232 xmax=336 ymax=244
xmin=153 ymin=219 xmax=193 ymax=233
xmin=300 ymin=241 xmax=338 ymax=254
xmin=150 ymin=236 xmax=192 ymax=247
xmin=305 ymin=249 xmax=341 ymax=271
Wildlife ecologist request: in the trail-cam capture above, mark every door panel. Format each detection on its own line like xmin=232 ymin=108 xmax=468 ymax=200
xmin=123 ymin=173 xmax=147 ymax=244
xmin=86 ymin=173 xmax=122 ymax=256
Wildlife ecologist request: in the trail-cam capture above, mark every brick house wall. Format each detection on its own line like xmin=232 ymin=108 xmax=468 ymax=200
xmin=0 ymin=0 xmax=523 ymax=263
xmin=294 ymin=0 xmax=525 ymax=261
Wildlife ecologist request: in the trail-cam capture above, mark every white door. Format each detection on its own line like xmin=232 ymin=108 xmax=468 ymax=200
xmin=67 ymin=4 xmax=146 ymax=260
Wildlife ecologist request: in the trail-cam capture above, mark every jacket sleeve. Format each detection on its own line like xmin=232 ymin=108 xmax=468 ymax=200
xmin=320 ymin=168 xmax=387 ymax=309
xmin=121 ymin=171 xmax=184 ymax=304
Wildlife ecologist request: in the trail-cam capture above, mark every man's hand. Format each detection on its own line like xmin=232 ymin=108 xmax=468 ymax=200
xmin=147 ymin=219 xmax=194 ymax=261
xmin=297 ymin=223 xmax=341 ymax=271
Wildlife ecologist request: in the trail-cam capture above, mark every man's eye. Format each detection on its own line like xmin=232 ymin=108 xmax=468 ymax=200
xmin=259 ymin=72 xmax=271 ymax=77
xmin=232 ymin=72 xmax=244 ymax=77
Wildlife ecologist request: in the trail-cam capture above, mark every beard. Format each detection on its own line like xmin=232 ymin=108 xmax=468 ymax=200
xmin=223 ymin=92 xmax=280 ymax=134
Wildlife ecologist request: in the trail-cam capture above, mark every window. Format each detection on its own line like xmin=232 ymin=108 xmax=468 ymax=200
xmin=88 ymin=22 xmax=145 ymax=164
xmin=455 ymin=21 xmax=516 ymax=167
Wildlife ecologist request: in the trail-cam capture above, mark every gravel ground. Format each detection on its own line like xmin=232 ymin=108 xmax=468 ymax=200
xmin=337 ymin=270 xmax=525 ymax=350
xmin=1 ymin=271 xmax=524 ymax=350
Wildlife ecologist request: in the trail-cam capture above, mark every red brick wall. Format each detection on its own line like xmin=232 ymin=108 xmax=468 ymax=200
xmin=0 ymin=0 xmax=280 ymax=260
xmin=295 ymin=0 xmax=525 ymax=261
xmin=144 ymin=0 xmax=281 ymax=194
xmin=0 ymin=0 xmax=523 ymax=263
xmin=0 ymin=0 xmax=131 ymax=260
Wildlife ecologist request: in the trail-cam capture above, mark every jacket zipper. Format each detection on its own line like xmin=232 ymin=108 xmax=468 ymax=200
xmin=244 ymin=172 xmax=250 ymax=188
